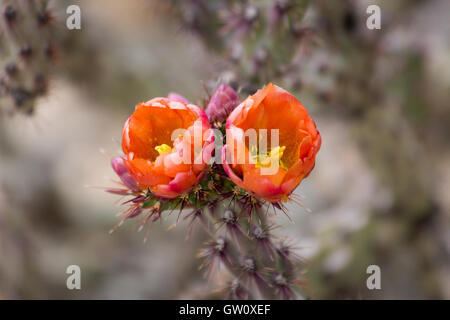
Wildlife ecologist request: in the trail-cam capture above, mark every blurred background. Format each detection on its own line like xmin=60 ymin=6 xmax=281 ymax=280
xmin=0 ymin=0 xmax=449 ymax=299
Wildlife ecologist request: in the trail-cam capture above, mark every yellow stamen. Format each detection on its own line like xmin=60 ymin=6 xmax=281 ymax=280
xmin=155 ymin=144 xmax=172 ymax=155
xmin=252 ymin=145 xmax=288 ymax=171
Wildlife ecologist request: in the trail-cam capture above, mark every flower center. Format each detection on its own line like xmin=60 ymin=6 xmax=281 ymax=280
xmin=251 ymin=145 xmax=288 ymax=171
xmin=155 ymin=144 xmax=172 ymax=156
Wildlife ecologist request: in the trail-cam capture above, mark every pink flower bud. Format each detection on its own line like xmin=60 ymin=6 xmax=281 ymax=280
xmin=205 ymin=84 xmax=239 ymax=123
xmin=111 ymin=157 xmax=139 ymax=192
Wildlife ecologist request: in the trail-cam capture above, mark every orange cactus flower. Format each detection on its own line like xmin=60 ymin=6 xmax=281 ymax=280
xmin=222 ymin=83 xmax=321 ymax=202
xmin=122 ymin=97 xmax=214 ymax=198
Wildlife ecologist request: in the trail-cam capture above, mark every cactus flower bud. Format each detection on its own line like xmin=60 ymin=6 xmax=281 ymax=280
xmin=111 ymin=157 xmax=139 ymax=192
xmin=205 ymin=84 xmax=239 ymax=124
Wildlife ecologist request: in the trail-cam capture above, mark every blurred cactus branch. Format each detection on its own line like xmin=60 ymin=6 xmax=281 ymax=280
xmin=167 ymin=0 xmax=311 ymax=87
xmin=0 ymin=0 xmax=67 ymax=116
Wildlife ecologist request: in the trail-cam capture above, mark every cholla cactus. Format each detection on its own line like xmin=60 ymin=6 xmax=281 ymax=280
xmin=0 ymin=0 xmax=62 ymax=115
xmin=105 ymin=83 xmax=321 ymax=299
